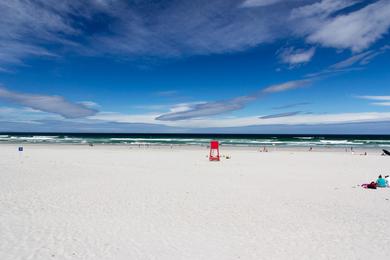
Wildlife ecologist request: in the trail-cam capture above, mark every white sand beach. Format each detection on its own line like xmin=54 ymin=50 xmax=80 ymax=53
xmin=1 ymin=144 xmax=390 ymax=260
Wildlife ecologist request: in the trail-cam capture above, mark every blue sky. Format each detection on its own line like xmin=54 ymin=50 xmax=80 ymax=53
xmin=0 ymin=0 xmax=390 ymax=133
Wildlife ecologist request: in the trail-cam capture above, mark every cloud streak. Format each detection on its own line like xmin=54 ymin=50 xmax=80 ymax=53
xmin=371 ymin=102 xmax=390 ymax=107
xmin=92 ymin=110 xmax=390 ymax=129
xmin=357 ymin=95 xmax=390 ymax=107
xmin=357 ymin=96 xmax=390 ymax=101
xmin=272 ymin=102 xmax=311 ymax=110
xmin=305 ymin=44 xmax=390 ymax=78
xmin=261 ymin=79 xmax=311 ymax=94
xmin=241 ymin=0 xmax=284 ymax=8
xmin=156 ymin=79 xmax=311 ymax=121
xmin=259 ymin=111 xmax=302 ymax=119
xmin=330 ymin=45 xmax=390 ymax=70
xmin=0 ymin=87 xmax=98 ymax=118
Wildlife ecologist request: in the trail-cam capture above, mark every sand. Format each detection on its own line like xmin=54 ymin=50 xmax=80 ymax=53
xmin=1 ymin=144 xmax=389 ymax=260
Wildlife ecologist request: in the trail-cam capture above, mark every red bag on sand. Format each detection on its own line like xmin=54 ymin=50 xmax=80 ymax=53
xmin=367 ymin=182 xmax=377 ymax=189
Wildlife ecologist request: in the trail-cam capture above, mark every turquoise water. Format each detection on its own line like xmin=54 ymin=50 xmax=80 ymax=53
xmin=0 ymin=133 xmax=390 ymax=148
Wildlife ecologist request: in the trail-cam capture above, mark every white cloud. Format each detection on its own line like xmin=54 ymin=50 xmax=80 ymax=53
xmin=168 ymin=102 xmax=206 ymax=113
xmin=0 ymin=87 xmax=98 ymax=118
xmin=279 ymin=47 xmax=316 ymax=66
xmin=305 ymin=0 xmax=390 ymax=52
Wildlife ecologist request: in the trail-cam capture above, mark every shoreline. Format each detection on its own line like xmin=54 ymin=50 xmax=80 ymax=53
xmin=0 ymin=142 xmax=386 ymax=154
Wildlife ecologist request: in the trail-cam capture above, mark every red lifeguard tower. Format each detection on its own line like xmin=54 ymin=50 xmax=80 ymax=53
xmin=209 ymin=140 xmax=220 ymax=161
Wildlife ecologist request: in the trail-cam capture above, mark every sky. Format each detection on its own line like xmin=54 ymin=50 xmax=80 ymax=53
xmin=0 ymin=0 xmax=390 ymax=134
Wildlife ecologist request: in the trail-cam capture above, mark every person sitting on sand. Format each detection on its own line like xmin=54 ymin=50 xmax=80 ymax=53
xmin=362 ymin=181 xmax=377 ymax=190
xmin=365 ymin=182 xmax=377 ymax=189
xmin=376 ymin=175 xmax=389 ymax=188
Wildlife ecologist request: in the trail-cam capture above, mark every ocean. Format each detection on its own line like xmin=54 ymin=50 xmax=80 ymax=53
xmin=0 ymin=133 xmax=390 ymax=148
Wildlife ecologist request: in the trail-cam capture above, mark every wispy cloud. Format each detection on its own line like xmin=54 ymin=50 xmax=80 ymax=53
xmin=155 ymin=97 xmax=254 ymax=121
xmin=79 ymin=101 xmax=101 ymax=109
xmin=302 ymin=0 xmax=390 ymax=52
xmin=0 ymin=106 xmax=59 ymax=124
xmin=371 ymin=102 xmax=390 ymax=106
xmin=330 ymin=51 xmax=375 ymax=70
xmin=278 ymin=47 xmax=316 ymax=66
xmin=154 ymin=90 xmax=179 ymax=97
xmin=272 ymin=102 xmax=311 ymax=110
xmin=259 ymin=111 xmax=302 ymax=119
xmin=357 ymin=96 xmax=390 ymax=101
xmin=241 ymin=0 xmax=284 ymax=8
xmin=1 ymin=0 xmax=390 ymax=70
xmin=291 ymin=0 xmax=360 ymax=19
xmin=133 ymin=105 xmax=170 ymax=111
xmin=305 ymin=44 xmax=390 ymax=78
xmin=0 ymin=117 xmax=185 ymax=133
xmin=156 ymin=79 xmax=311 ymax=121
xmin=261 ymin=79 xmax=311 ymax=94
xmin=330 ymin=45 xmax=390 ymax=69
xmin=2 ymin=116 xmax=390 ymax=134
xmin=357 ymin=95 xmax=390 ymax=106
xmin=92 ymin=110 xmax=390 ymax=129
xmin=0 ymin=0 xmax=80 ymax=68
xmin=0 ymin=87 xmax=98 ymax=118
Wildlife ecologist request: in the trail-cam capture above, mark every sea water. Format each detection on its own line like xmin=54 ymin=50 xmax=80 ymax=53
xmin=0 ymin=133 xmax=389 ymax=148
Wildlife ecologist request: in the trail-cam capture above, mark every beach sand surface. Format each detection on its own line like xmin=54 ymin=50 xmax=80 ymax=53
xmin=1 ymin=144 xmax=389 ymax=260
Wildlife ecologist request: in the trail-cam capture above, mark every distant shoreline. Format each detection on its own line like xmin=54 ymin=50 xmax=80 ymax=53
xmin=1 ymin=143 xmax=386 ymax=154
xmin=1 ymin=133 xmax=390 ymax=150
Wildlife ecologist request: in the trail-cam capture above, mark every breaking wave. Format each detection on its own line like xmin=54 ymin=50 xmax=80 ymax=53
xmin=0 ymin=133 xmax=389 ymax=148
